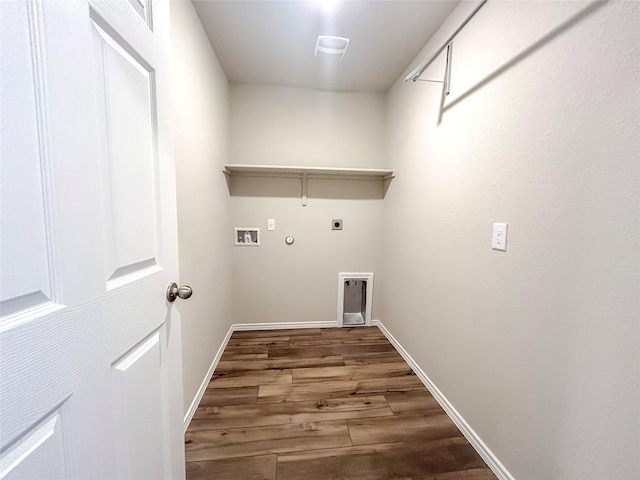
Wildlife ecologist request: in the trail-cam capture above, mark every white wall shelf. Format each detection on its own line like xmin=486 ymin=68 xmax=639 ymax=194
xmin=223 ymin=164 xmax=394 ymax=206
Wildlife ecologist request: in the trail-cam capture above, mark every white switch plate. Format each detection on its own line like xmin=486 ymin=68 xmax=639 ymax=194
xmin=267 ymin=219 xmax=275 ymax=231
xmin=492 ymin=223 xmax=508 ymax=251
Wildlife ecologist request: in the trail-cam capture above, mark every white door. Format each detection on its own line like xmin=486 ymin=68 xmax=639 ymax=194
xmin=0 ymin=0 xmax=185 ymax=478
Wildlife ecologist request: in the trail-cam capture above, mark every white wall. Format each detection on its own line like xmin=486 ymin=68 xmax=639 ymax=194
xmin=381 ymin=1 xmax=639 ymax=479
xmin=230 ymin=84 xmax=387 ymax=168
xmin=229 ymin=85 xmax=386 ymax=325
xmin=170 ymin=1 xmax=232 ymax=417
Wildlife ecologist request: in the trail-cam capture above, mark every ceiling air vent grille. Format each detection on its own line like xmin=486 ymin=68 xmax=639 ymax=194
xmin=314 ymin=35 xmax=350 ymax=59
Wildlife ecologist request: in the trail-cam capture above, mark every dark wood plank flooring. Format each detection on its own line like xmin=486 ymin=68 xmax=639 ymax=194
xmin=185 ymin=326 xmax=496 ymax=480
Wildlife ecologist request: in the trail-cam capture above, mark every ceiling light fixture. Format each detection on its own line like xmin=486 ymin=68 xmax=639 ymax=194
xmin=314 ymin=35 xmax=350 ymax=59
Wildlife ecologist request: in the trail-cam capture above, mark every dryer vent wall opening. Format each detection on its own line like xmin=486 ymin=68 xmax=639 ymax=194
xmin=343 ymin=279 xmax=366 ymax=325
xmin=337 ymin=273 xmax=374 ymax=327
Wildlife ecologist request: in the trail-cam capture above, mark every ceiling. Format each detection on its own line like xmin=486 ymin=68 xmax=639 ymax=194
xmin=192 ymin=0 xmax=459 ymax=93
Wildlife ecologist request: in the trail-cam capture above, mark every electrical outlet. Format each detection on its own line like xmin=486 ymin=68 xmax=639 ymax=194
xmin=492 ymin=223 xmax=508 ymax=251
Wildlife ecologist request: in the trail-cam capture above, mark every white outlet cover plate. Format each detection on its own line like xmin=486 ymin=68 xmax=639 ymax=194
xmin=492 ymin=223 xmax=508 ymax=251
xmin=268 ymin=219 xmax=275 ymax=231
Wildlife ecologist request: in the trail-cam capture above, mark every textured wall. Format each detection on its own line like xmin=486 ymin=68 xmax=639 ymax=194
xmin=381 ymin=1 xmax=639 ymax=478
xmin=228 ymin=85 xmax=386 ymax=325
xmin=229 ymin=84 xmax=387 ymax=168
xmin=170 ymin=1 xmax=232 ymax=417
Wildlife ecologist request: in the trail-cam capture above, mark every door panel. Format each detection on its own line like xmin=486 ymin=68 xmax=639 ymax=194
xmin=0 ymin=0 xmax=184 ymax=477
xmin=0 ymin=0 xmax=57 ymax=320
xmin=0 ymin=414 xmax=65 ymax=480
xmin=91 ymin=19 xmax=159 ymax=283
xmin=127 ymin=0 xmax=153 ymax=29
xmin=112 ymin=331 xmax=165 ymax=479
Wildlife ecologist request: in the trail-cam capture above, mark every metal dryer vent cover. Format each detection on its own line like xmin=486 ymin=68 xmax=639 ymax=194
xmin=314 ymin=36 xmax=350 ymax=59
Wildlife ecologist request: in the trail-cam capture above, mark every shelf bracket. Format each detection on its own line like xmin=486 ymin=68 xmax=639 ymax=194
xmin=444 ymin=42 xmax=452 ymax=95
xmin=416 ymin=42 xmax=453 ymax=95
xmin=301 ymin=171 xmax=308 ymax=206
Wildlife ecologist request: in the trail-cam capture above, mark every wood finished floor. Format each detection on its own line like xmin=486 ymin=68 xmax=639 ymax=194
xmin=185 ymin=327 xmax=497 ymax=480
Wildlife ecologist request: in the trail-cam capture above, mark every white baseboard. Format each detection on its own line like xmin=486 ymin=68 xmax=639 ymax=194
xmin=372 ymin=319 xmax=514 ymax=480
xmin=182 ymin=325 xmax=234 ymax=432
xmin=232 ymin=321 xmax=338 ymax=331
xmin=183 ymin=320 xmax=338 ymax=432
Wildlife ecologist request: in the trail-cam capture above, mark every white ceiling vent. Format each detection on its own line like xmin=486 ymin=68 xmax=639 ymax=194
xmin=314 ymin=35 xmax=350 ymax=59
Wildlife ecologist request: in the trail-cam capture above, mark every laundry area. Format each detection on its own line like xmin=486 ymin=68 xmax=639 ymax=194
xmin=173 ymin=1 xmax=639 ymax=479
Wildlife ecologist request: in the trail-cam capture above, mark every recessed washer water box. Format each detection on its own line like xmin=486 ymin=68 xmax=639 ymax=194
xmin=234 ymin=227 xmax=260 ymax=246
xmin=338 ymin=273 xmax=373 ymax=327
